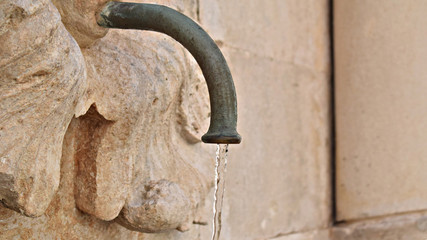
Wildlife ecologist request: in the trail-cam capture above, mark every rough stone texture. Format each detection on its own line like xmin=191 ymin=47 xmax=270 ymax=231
xmin=274 ymin=212 xmax=427 ymax=240
xmin=0 ymin=122 xmax=211 ymax=239
xmin=199 ymin=0 xmax=330 ymax=74
xmin=117 ymin=180 xmax=191 ymax=233
xmin=335 ymin=0 xmax=427 ymax=221
xmin=51 ymin=0 xmax=111 ymax=47
xmin=199 ymin=0 xmax=332 ymax=239
xmin=0 ymin=0 xmax=86 ymax=217
xmin=1 ymin=0 xmax=215 ymax=237
xmin=274 ymin=230 xmax=331 ymax=240
xmin=332 ymin=211 xmax=427 ymax=240
xmin=74 ymin=29 xmax=213 ymax=231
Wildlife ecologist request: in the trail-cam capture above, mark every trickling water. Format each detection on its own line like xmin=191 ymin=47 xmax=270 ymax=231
xmin=211 ymin=144 xmax=229 ymax=240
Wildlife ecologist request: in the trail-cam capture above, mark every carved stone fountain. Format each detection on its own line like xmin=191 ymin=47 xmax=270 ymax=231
xmin=0 ymin=0 xmax=239 ymax=235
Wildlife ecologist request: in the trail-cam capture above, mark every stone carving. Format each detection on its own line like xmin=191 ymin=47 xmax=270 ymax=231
xmin=51 ymin=0 xmax=109 ymax=47
xmin=117 ymin=179 xmax=191 ymax=232
xmin=74 ymin=30 xmax=212 ymax=232
xmin=0 ymin=0 xmax=86 ymax=217
xmin=1 ymin=0 xmax=213 ymax=234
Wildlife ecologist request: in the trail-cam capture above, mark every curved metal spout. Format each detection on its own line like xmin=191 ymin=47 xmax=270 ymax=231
xmin=97 ymin=1 xmax=241 ymax=144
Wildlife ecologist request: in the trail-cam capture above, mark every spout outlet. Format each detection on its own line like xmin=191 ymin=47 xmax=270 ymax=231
xmin=97 ymin=1 xmax=241 ymax=144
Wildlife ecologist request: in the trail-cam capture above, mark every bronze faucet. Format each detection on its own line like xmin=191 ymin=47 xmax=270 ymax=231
xmin=97 ymin=2 xmax=241 ymax=144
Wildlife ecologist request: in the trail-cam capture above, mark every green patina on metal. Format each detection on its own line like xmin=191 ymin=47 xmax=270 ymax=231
xmin=97 ymin=1 xmax=241 ymax=144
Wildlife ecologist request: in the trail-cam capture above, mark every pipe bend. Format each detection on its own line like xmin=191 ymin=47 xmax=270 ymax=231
xmin=97 ymin=1 xmax=241 ymax=144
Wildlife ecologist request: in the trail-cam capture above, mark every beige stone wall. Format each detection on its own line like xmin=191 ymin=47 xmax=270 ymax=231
xmin=333 ymin=211 xmax=427 ymax=240
xmin=0 ymin=0 xmax=332 ymax=239
xmin=7 ymin=0 xmax=427 ymax=239
xmin=198 ymin=0 xmax=332 ymax=239
xmin=335 ymin=0 xmax=427 ymax=222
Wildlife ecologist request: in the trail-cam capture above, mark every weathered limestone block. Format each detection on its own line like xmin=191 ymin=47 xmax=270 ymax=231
xmin=0 ymin=0 xmax=86 ymax=217
xmin=275 ymin=230 xmax=331 ymax=240
xmin=198 ymin=0 xmax=331 ymax=239
xmin=197 ymin=1 xmax=331 ymax=239
xmin=333 ymin=211 xmax=427 ymax=240
xmin=335 ymin=0 xmax=427 ymax=221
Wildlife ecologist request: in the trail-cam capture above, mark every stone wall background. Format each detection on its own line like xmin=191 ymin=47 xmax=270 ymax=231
xmin=3 ymin=0 xmax=427 ymax=239
xmin=198 ymin=0 xmax=332 ymax=239
xmin=335 ymin=0 xmax=427 ymax=221
xmin=0 ymin=0 xmax=332 ymax=239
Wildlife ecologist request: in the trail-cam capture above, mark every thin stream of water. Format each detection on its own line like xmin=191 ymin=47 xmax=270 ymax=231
xmin=211 ymin=144 xmax=229 ymax=240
